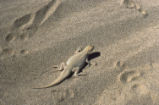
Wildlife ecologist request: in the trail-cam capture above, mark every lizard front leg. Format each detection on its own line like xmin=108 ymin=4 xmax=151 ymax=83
xmin=73 ymin=67 xmax=87 ymax=77
xmin=86 ymin=58 xmax=97 ymax=67
xmin=86 ymin=58 xmax=91 ymax=67
xmin=74 ymin=47 xmax=82 ymax=54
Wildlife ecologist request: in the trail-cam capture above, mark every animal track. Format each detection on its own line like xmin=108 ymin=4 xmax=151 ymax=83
xmin=2 ymin=0 xmax=62 ymax=59
xmin=51 ymin=89 xmax=75 ymax=104
xmin=20 ymin=49 xmax=29 ymax=55
xmin=131 ymin=83 xmax=149 ymax=95
xmin=13 ymin=14 xmax=32 ymax=29
xmin=114 ymin=61 xmax=126 ymax=72
xmin=119 ymin=70 xmax=141 ymax=83
xmin=0 ymin=48 xmax=15 ymax=59
xmin=1 ymin=48 xmax=14 ymax=55
xmin=5 ymin=0 xmax=61 ymax=43
xmin=120 ymin=0 xmax=148 ymax=17
xmin=5 ymin=33 xmax=17 ymax=43
xmin=19 ymin=33 xmax=28 ymax=41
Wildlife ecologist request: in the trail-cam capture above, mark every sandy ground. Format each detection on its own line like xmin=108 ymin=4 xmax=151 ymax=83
xmin=0 ymin=0 xmax=159 ymax=105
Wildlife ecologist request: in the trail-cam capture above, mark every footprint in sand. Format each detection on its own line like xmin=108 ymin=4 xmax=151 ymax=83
xmin=131 ymin=83 xmax=149 ymax=96
xmin=114 ymin=61 xmax=127 ymax=72
xmin=3 ymin=0 xmax=61 ymax=59
xmin=0 ymin=48 xmax=15 ymax=59
xmin=19 ymin=33 xmax=29 ymax=41
xmin=118 ymin=70 xmax=141 ymax=83
xmin=5 ymin=0 xmax=61 ymax=43
xmin=10 ymin=13 xmax=36 ymax=41
xmin=120 ymin=0 xmax=148 ymax=17
xmin=5 ymin=13 xmax=35 ymax=43
xmin=5 ymin=33 xmax=17 ymax=43
xmin=51 ymin=89 xmax=75 ymax=104
xmin=13 ymin=14 xmax=34 ymax=29
xmin=20 ymin=49 xmax=29 ymax=55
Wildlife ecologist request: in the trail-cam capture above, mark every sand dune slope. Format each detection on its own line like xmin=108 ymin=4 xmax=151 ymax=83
xmin=0 ymin=0 xmax=159 ymax=105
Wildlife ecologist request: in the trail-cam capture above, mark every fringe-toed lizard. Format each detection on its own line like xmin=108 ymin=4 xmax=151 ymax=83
xmin=33 ymin=45 xmax=94 ymax=89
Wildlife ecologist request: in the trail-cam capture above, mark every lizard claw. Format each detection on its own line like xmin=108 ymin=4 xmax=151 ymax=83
xmin=73 ymin=73 xmax=87 ymax=77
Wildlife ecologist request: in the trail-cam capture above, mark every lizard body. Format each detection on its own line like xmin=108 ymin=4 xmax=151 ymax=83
xmin=33 ymin=45 xmax=94 ymax=89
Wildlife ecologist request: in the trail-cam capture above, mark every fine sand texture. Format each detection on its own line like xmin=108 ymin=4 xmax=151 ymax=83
xmin=0 ymin=0 xmax=159 ymax=105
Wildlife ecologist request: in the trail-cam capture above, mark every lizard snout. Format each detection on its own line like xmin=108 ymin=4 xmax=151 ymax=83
xmin=86 ymin=45 xmax=94 ymax=52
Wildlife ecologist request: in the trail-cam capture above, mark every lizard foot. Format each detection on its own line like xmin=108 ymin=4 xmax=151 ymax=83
xmin=86 ymin=61 xmax=97 ymax=68
xmin=73 ymin=73 xmax=87 ymax=77
xmin=52 ymin=62 xmax=66 ymax=71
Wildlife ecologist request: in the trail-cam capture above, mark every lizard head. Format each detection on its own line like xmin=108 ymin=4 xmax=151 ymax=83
xmin=84 ymin=45 xmax=94 ymax=54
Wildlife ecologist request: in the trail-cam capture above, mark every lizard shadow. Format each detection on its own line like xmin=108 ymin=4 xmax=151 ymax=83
xmin=88 ymin=51 xmax=101 ymax=61
xmin=68 ymin=51 xmax=101 ymax=78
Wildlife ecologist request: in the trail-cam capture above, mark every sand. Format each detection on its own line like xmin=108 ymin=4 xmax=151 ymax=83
xmin=0 ymin=0 xmax=159 ymax=105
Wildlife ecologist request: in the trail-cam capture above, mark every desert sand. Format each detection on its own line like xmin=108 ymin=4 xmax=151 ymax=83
xmin=0 ymin=0 xmax=159 ymax=105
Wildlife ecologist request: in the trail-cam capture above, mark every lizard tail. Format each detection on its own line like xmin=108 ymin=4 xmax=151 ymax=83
xmin=32 ymin=78 xmax=61 ymax=89
xmin=32 ymin=68 xmax=72 ymax=89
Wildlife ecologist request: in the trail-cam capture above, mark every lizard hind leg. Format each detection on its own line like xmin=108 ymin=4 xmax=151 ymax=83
xmin=52 ymin=62 xmax=66 ymax=71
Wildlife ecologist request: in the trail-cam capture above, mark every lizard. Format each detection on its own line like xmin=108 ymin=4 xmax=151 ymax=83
xmin=33 ymin=45 xmax=94 ymax=89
